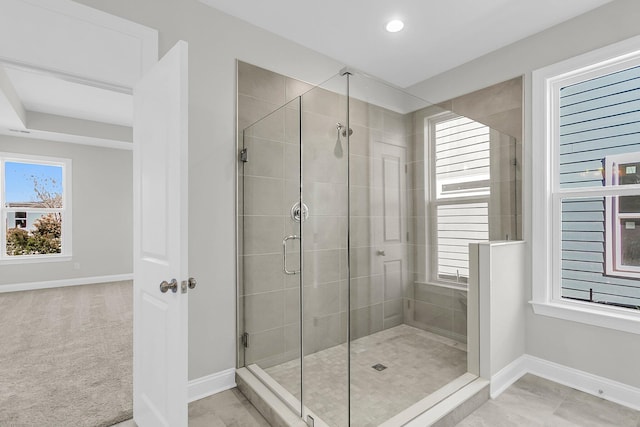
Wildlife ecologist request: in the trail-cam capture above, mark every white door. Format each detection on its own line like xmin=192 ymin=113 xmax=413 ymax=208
xmin=133 ymin=41 xmax=189 ymax=427
xmin=373 ymin=142 xmax=407 ymax=329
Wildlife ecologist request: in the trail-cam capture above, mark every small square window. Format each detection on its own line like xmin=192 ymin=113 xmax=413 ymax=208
xmin=1 ymin=154 xmax=71 ymax=261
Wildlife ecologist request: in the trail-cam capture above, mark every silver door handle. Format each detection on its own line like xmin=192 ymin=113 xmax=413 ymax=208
xmin=377 ymin=250 xmax=386 ymax=256
xmin=283 ymin=235 xmax=301 ymax=275
xmin=160 ymin=278 xmax=178 ymax=293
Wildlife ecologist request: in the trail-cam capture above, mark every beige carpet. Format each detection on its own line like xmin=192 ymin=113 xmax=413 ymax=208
xmin=0 ymin=281 xmax=133 ymax=427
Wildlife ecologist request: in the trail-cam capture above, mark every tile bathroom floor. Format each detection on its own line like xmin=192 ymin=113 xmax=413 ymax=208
xmin=458 ymin=373 xmax=640 ymax=427
xmin=264 ymin=324 xmax=468 ymax=427
xmin=115 ymin=372 xmax=640 ymax=427
xmin=113 ymin=387 xmax=270 ymax=427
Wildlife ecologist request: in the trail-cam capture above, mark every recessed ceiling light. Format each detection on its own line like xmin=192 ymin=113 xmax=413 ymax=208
xmin=386 ymin=19 xmax=404 ymax=33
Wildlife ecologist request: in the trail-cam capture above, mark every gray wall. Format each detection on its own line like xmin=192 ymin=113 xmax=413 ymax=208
xmin=0 ymin=135 xmax=132 ymax=285
xmin=410 ymin=0 xmax=640 ymax=388
xmin=72 ymin=0 xmax=343 ymax=380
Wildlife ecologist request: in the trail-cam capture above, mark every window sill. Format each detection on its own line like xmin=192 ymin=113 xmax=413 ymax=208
xmin=0 ymin=255 xmax=72 ymax=265
xmin=530 ymin=300 xmax=640 ymax=335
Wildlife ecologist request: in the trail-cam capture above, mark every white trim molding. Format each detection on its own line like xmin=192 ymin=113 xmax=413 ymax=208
xmin=530 ymin=300 xmax=640 ymax=336
xmin=188 ymin=368 xmax=236 ymax=403
xmin=0 ymin=273 xmax=133 ymax=293
xmin=491 ymin=355 xmax=640 ymax=411
xmin=490 ymin=355 xmax=529 ymax=398
xmin=0 ymin=0 xmax=158 ymax=91
xmin=0 ymin=128 xmax=133 ymax=151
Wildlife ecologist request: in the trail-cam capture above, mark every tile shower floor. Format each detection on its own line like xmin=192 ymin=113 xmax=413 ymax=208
xmin=264 ymin=324 xmax=468 ymax=427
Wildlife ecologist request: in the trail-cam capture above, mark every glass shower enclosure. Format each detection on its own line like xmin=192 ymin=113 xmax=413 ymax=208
xmin=237 ymin=64 xmax=520 ymax=426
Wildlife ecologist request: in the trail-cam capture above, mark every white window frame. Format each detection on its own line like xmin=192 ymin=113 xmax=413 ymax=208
xmin=0 ymin=153 xmax=72 ymax=264
xmin=531 ymin=35 xmax=640 ymax=334
xmin=427 ymin=112 xmax=490 ymax=286
xmin=604 ymin=153 xmax=640 ymax=278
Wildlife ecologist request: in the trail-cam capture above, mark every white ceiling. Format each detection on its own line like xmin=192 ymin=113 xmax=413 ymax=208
xmin=4 ymin=66 xmax=133 ymax=127
xmin=0 ymin=1 xmax=613 ymax=131
xmin=201 ymin=0 xmax=612 ymax=88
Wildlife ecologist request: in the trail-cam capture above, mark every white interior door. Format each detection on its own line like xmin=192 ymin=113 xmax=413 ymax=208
xmin=133 ymin=41 xmax=189 ymax=427
xmin=373 ymin=142 xmax=407 ymax=329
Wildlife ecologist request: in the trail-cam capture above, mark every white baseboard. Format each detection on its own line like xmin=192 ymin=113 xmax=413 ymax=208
xmin=0 ymin=273 xmax=133 ymax=293
xmin=490 ymin=356 xmax=529 ymax=398
xmin=188 ymin=368 xmax=236 ymax=403
xmin=491 ymin=354 xmax=640 ymax=411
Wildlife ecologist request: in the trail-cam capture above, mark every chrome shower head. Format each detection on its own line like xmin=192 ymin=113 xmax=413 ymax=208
xmin=334 ymin=123 xmax=344 ymax=158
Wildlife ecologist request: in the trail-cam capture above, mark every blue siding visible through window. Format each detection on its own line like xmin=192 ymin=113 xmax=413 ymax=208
xmin=559 ymin=65 xmax=640 ymax=308
xmin=562 ymin=198 xmax=640 ymax=307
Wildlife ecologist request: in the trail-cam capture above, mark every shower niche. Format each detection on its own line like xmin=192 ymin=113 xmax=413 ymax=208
xmin=237 ymin=61 xmax=521 ymax=426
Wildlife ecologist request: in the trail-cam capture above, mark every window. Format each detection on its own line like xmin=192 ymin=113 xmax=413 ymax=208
xmin=428 ymin=113 xmax=490 ymax=285
xmin=14 ymin=211 xmax=27 ymax=228
xmin=532 ymin=36 xmax=640 ymax=333
xmin=1 ymin=154 xmax=72 ymax=262
xmin=605 ymin=153 xmax=640 ymax=279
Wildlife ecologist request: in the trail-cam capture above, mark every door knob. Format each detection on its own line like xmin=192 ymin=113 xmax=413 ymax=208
xmin=188 ymin=277 xmax=197 ymax=289
xmin=377 ymin=250 xmax=386 ymax=256
xmin=160 ymin=278 xmax=178 ymax=293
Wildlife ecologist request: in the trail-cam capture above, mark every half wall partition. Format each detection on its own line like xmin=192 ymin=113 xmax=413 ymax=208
xmin=237 ymin=62 xmax=521 ymax=426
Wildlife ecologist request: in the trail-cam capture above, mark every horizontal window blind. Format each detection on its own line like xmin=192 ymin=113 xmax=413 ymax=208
xmin=436 ymin=202 xmax=488 ymax=282
xmin=435 ymin=116 xmax=490 ymax=196
xmin=433 ymin=115 xmax=490 ymax=283
xmin=559 ymin=65 xmax=640 ymax=308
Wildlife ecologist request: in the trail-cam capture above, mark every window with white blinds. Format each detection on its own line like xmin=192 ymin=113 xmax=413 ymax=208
xmin=435 ymin=116 xmax=490 ymax=199
xmin=431 ymin=115 xmax=490 ymax=284
xmin=559 ymin=64 xmax=640 ymax=309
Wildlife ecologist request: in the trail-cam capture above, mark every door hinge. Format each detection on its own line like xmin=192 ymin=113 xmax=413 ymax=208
xmin=240 ymin=148 xmax=248 ymax=163
xmin=406 ymin=231 xmax=409 ymax=242
xmin=405 ymin=164 xmax=408 ymax=173
xmin=241 ymin=332 xmax=249 ymax=348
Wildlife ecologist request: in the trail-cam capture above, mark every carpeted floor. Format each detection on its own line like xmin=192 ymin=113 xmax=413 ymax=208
xmin=0 ymin=281 xmax=133 ymax=427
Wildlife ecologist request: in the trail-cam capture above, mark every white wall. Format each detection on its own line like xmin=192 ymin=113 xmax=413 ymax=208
xmin=411 ymin=0 xmax=640 ymax=388
xmin=0 ymin=135 xmax=132 ymax=285
xmin=485 ymin=242 xmax=527 ymax=377
xmin=469 ymin=241 xmax=527 ymax=381
xmin=71 ymin=0 xmax=343 ymax=380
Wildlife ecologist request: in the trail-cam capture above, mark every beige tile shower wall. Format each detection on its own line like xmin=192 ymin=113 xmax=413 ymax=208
xmin=237 ymin=62 xmax=413 ymax=366
xmin=238 ymin=61 xmax=312 ymax=368
xmin=298 ymin=82 xmax=349 ymax=357
xmin=404 ymin=78 xmax=523 ymax=344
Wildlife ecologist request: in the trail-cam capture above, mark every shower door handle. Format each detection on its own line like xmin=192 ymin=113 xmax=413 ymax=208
xmin=283 ymin=235 xmax=301 ymax=275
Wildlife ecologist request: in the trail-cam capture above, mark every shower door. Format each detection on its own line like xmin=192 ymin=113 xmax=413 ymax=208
xmin=239 ymin=74 xmax=351 ymax=425
xmin=239 ymin=96 xmax=304 ymax=416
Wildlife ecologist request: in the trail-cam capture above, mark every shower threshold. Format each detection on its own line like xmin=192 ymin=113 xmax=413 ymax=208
xmin=249 ymin=363 xmax=331 ymax=427
xmin=237 ymin=366 xmax=486 ymax=427
xmin=237 ymin=325 xmax=483 ymax=426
